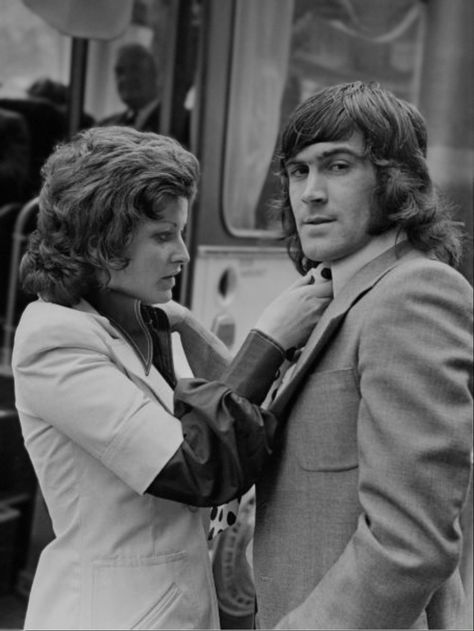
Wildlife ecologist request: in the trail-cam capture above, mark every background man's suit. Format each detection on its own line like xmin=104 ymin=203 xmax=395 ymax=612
xmin=98 ymin=101 xmax=160 ymax=133
xmin=254 ymin=242 xmax=473 ymax=629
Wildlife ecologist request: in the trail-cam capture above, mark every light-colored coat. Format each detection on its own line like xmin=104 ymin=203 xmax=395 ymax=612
xmin=254 ymin=244 xmax=473 ymax=629
xmin=12 ymin=299 xmax=220 ymax=630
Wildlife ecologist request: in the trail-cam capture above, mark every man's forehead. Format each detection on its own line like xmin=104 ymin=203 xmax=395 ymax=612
xmin=289 ymin=132 xmax=365 ymax=162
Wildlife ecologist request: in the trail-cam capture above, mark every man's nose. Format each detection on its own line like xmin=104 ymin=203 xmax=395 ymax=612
xmin=301 ymin=171 xmax=327 ymax=205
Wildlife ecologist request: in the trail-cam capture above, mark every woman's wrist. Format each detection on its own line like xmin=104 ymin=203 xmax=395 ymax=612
xmin=157 ymin=300 xmax=189 ymax=331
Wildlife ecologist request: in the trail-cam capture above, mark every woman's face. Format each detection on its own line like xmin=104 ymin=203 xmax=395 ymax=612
xmin=106 ymin=197 xmax=190 ymax=304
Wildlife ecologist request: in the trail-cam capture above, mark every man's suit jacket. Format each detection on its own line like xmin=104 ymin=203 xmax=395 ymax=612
xmin=98 ymin=101 xmax=161 ymax=133
xmin=254 ymin=243 xmax=473 ymax=629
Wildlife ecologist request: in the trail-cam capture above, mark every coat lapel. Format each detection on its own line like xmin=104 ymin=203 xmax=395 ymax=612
xmin=270 ymin=241 xmax=417 ymax=416
xmin=107 ymin=330 xmax=194 ymax=414
xmin=75 ymin=299 xmax=177 ymax=413
xmin=108 ymin=337 xmax=175 ymax=413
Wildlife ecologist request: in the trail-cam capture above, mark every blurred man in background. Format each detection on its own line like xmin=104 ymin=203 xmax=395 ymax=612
xmin=98 ymin=43 xmax=161 ymax=133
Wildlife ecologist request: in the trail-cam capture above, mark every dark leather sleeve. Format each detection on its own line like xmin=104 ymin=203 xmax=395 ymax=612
xmin=220 ymin=329 xmax=285 ymax=404
xmin=146 ymin=330 xmax=285 ymax=506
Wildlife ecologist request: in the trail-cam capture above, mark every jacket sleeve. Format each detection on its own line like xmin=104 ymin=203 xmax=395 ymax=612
xmin=275 ymin=262 xmax=473 ymax=630
xmin=146 ymin=329 xmax=286 ymax=506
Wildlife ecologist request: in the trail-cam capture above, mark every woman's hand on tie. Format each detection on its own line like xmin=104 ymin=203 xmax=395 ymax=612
xmin=253 ymin=268 xmax=333 ymax=352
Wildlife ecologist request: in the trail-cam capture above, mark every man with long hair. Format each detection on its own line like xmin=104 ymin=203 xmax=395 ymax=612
xmin=252 ymin=81 xmax=473 ymax=629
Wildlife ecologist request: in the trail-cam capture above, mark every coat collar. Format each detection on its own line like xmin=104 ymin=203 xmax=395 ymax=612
xmin=108 ymin=335 xmax=175 ymax=412
xmin=269 ymin=241 xmax=421 ymax=415
xmin=74 ymin=298 xmax=175 ymax=412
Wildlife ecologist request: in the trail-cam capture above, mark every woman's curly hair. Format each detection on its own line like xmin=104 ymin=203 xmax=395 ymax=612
xmin=274 ymin=81 xmax=465 ymax=274
xmin=20 ymin=126 xmax=200 ymax=305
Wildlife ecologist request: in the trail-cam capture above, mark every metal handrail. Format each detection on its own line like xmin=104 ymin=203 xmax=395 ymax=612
xmin=0 ymin=197 xmax=39 ymax=371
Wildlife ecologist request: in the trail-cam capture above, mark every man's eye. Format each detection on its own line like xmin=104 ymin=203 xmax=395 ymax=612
xmin=288 ymin=165 xmax=307 ymax=178
xmin=328 ymin=161 xmax=350 ymax=172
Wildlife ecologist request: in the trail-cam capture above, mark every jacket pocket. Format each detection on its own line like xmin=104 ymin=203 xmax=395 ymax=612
xmin=91 ymin=551 xmax=193 ymax=630
xmin=293 ymin=368 xmax=359 ymax=471
xmin=131 ymin=582 xmax=181 ymax=630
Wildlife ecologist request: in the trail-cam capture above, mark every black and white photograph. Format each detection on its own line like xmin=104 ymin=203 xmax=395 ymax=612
xmin=0 ymin=1 xmax=472 ymax=629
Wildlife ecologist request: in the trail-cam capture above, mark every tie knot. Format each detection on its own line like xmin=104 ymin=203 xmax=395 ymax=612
xmin=320 ymin=266 xmax=332 ymax=280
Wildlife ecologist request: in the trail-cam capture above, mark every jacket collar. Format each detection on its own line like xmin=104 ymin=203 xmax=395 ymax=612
xmin=74 ymin=298 xmax=175 ymax=411
xmin=76 ymin=297 xmax=154 ymax=373
xmin=331 ymin=228 xmax=403 ymax=298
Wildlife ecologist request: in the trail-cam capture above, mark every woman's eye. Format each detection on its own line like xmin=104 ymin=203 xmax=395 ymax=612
xmin=154 ymin=229 xmax=187 ymax=243
xmin=154 ymin=232 xmax=172 ymax=243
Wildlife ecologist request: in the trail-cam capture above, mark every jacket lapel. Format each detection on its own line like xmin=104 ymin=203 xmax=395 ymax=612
xmin=75 ymin=299 xmax=176 ymax=413
xmin=108 ymin=337 xmax=175 ymax=413
xmin=270 ymin=241 xmax=417 ymax=416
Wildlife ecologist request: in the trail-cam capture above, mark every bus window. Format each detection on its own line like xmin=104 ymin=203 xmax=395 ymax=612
xmin=0 ymin=0 xmax=200 ymax=340
xmin=85 ymin=1 xmax=174 ymax=127
xmin=221 ymin=0 xmax=294 ymax=237
xmin=0 ymin=0 xmax=199 ymax=143
xmin=0 ymin=1 xmax=70 ymax=98
xmin=222 ymin=0 xmax=425 ymax=237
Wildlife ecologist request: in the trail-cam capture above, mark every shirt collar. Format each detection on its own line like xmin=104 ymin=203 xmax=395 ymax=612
xmin=328 ymin=229 xmax=405 ymax=297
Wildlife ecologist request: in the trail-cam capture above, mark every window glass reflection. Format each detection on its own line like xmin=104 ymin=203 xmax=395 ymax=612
xmin=223 ymin=0 xmax=425 ymax=236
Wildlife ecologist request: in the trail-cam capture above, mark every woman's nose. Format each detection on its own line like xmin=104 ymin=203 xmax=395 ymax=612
xmin=171 ymin=236 xmax=190 ymax=265
xmin=301 ymin=172 xmax=327 ymax=205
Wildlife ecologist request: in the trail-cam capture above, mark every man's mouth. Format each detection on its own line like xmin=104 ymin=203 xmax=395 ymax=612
xmin=303 ymin=217 xmax=333 ymax=225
